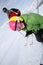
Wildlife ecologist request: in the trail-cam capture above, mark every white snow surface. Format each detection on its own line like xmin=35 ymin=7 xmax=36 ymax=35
xmin=0 ymin=21 xmax=42 ymax=65
xmin=0 ymin=0 xmax=43 ymax=65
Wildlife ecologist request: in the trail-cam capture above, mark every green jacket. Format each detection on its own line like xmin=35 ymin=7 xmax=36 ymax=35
xmin=20 ymin=13 xmax=43 ymax=33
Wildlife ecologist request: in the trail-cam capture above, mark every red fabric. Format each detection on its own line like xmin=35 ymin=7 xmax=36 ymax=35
xmin=17 ymin=10 xmax=21 ymax=16
xmin=9 ymin=11 xmax=17 ymax=18
xmin=9 ymin=10 xmax=21 ymax=18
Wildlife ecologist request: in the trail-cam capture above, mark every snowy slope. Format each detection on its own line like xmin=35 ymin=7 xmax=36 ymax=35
xmin=0 ymin=0 xmax=43 ymax=65
xmin=39 ymin=4 xmax=43 ymax=64
xmin=0 ymin=21 xmax=42 ymax=65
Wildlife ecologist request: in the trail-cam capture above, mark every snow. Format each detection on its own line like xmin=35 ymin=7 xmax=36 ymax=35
xmin=0 ymin=0 xmax=43 ymax=65
xmin=0 ymin=22 xmax=42 ymax=65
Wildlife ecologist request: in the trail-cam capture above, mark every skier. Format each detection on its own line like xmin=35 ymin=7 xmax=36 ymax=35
xmin=2 ymin=8 xmax=43 ymax=43
xmin=2 ymin=7 xmax=21 ymax=19
xmin=2 ymin=7 xmax=25 ymax=31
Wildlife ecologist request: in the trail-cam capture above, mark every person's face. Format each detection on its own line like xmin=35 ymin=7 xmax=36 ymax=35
xmin=3 ymin=9 xmax=7 ymax=13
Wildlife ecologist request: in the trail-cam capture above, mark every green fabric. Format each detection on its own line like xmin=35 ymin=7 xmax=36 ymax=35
xmin=20 ymin=13 xmax=43 ymax=33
